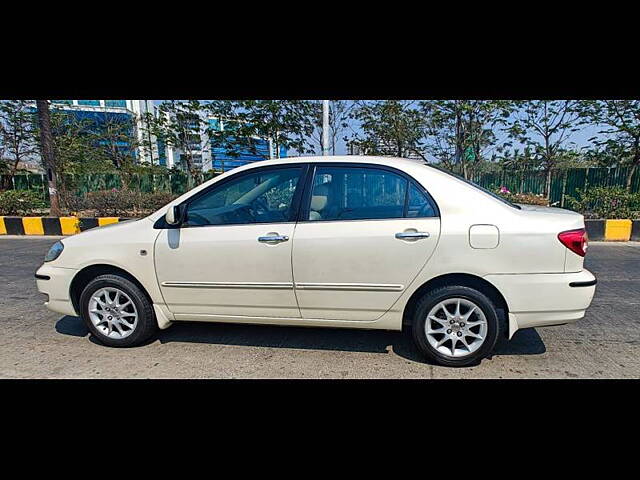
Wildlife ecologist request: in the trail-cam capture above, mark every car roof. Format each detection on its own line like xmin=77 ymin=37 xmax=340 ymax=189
xmin=245 ymin=155 xmax=426 ymax=168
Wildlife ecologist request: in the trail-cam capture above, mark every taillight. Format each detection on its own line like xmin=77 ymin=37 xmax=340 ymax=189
xmin=558 ymin=228 xmax=588 ymax=257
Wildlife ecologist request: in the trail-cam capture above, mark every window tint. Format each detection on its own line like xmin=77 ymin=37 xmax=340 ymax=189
xmin=186 ymin=167 xmax=302 ymax=226
xmin=308 ymin=167 xmax=408 ymax=221
xmin=407 ymin=183 xmax=436 ymax=218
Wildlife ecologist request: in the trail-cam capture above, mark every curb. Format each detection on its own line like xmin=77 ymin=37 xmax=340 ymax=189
xmin=0 ymin=216 xmax=126 ymax=235
xmin=604 ymin=219 xmax=632 ymax=242
xmin=631 ymin=220 xmax=640 ymax=242
xmin=585 ymin=219 xmax=605 ymax=241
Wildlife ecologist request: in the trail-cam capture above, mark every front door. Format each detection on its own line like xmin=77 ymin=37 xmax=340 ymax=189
xmin=292 ymin=164 xmax=441 ymax=321
xmin=154 ymin=165 xmax=306 ymax=320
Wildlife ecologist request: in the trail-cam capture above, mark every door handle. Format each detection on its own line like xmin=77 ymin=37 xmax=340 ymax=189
xmin=258 ymin=235 xmax=289 ymax=243
xmin=395 ymin=231 xmax=430 ymax=240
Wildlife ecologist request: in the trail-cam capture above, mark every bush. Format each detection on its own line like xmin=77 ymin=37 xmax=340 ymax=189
xmin=78 ymin=189 xmax=178 ymax=217
xmin=137 ymin=192 xmax=179 ymax=213
xmin=0 ymin=190 xmax=47 ymax=216
xmin=83 ymin=189 xmax=139 ymax=217
xmin=566 ymin=187 xmax=640 ymax=219
xmin=495 ymin=187 xmax=548 ymax=206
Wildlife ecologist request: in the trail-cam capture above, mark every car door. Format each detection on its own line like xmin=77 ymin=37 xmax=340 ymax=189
xmin=292 ymin=164 xmax=441 ymax=321
xmin=154 ymin=164 xmax=307 ymax=320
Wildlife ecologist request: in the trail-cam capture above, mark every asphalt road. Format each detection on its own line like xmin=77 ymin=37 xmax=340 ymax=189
xmin=0 ymin=237 xmax=638 ymax=379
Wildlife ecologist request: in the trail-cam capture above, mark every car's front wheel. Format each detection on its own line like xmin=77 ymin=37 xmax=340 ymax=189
xmin=79 ymin=274 xmax=158 ymax=347
xmin=411 ymin=285 xmax=501 ymax=367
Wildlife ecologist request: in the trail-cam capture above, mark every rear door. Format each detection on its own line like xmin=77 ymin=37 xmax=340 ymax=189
xmin=292 ymin=164 xmax=441 ymax=321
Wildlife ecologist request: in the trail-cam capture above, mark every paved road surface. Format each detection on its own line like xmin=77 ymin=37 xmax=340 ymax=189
xmin=0 ymin=237 xmax=638 ymax=378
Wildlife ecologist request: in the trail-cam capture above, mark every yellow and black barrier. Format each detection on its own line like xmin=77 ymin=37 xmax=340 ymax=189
xmin=0 ymin=216 xmax=124 ymax=236
xmin=604 ymin=219 xmax=632 ymax=242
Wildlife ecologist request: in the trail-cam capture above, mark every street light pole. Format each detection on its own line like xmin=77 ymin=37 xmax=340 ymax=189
xmin=322 ymin=100 xmax=330 ymax=156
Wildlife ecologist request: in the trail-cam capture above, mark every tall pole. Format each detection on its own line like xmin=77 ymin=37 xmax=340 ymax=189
xmin=322 ymin=100 xmax=330 ymax=156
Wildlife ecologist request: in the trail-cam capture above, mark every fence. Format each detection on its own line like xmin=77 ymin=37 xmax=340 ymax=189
xmin=1 ymin=171 xmax=220 ymax=202
xmin=463 ymin=166 xmax=640 ymax=206
xmin=2 ymin=166 xmax=639 ymax=208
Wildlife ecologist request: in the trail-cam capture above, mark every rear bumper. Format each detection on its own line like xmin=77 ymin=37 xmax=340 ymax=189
xmin=484 ymin=269 xmax=597 ymax=339
xmin=35 ymin=264 xmax=78 ymax=316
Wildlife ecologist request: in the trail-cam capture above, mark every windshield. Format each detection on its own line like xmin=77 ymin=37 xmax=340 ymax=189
xmin=428 ymin=165 xmax=521 ymax=210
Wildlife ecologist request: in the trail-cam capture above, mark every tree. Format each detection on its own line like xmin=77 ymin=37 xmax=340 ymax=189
xmin=237 ymin=100 xmax=317 ymax=158
xmin=0 ymin=100 xmax=39 ymax=182
xmin=504 ymin=100 xmax=583 ymax=198
xmin=94 ymin=112 xmax=138 ymax=170
xmin=421 ymin=100 xmax=513 ymax=179
xmin=203 ymin=100 xmax=256 ymax=172
xmin=309 ymin=100 xmax=354 ymax=155
xmin=579 ymin=100 xmax=640 ymax=190
xmin=151 ymin=100 xmax=207 ymax=177
xmin=48 ymin=110 xmax=116 ymax=176
xmin=36 ymin=100 xmax=61 ymax=216
xmin=347 ymin=100 xmax=428 ymax=159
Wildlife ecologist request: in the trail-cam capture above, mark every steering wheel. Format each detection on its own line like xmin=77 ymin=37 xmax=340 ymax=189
xmin=248 ymin=197 xmax=270 ymax=218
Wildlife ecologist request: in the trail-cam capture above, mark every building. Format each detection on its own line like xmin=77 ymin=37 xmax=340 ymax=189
xmin=43 ymin=101 xmax=285 ymax=173
xmin=163 ymin=114 xmax=287 ymax=173
xmin=47 ymin=100 xmax=160 ymax=164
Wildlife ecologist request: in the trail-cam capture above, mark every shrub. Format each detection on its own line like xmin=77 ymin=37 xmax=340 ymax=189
xmin=137 ymin=192 xmax=179 ymax=213
xmin=84 ymin=189 xmax=139 ymax=217
xmin=496 ymin=187 xmax=548 ymax=206
xmin=566 ymin=187 xmax=640 ymax=219
xmin=0 ymin=190 xmax=47 ymax=216
xmin=76 ymin=189 xmax=179 ymax=217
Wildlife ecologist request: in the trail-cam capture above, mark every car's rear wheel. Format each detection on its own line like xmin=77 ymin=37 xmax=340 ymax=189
xmin=79 ymin=274 xmax=158 ymax=347
xmin=411 ymin=285 xmax=501 ymax=367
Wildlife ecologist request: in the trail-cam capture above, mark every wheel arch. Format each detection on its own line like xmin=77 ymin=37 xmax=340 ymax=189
xmin=402 ymin=273 xmax=510 ymax=331
xmin=69 ymin=263 xmax=154 ymax=316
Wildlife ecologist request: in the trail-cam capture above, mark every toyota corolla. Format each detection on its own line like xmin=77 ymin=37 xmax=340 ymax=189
xmin=35 ymin=156 xmax=596 ymax=366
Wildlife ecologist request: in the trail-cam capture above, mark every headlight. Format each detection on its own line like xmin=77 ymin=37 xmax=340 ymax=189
xmin=44 ymin=241 xmax=64 ymax=262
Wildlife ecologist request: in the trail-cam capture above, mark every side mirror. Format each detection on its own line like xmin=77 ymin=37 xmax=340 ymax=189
xmin=165 ymin=205 xmax=185 ymax=226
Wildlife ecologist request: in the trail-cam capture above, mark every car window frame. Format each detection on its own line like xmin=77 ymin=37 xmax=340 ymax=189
xmin=154 ymin=163 xmax=310 ymax=229
xmin=297 ymin=162 xmax=440 ymax=223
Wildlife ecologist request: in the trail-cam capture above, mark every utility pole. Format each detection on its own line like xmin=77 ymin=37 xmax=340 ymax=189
xmin=322 ymin=100 xmax=330 ymax=156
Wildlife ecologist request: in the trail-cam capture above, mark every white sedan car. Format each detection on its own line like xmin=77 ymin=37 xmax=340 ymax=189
xmin=36 ymin=156 xmax=596 ymax=366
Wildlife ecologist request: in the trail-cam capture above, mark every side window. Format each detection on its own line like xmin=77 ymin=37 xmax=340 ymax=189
xmin=185 ymin=167 xmax=303 ymax=226
xmin=308 ymin=166 xmax=408 ymax=221
xmin=407 ymin=183 xmax=437 ymax=218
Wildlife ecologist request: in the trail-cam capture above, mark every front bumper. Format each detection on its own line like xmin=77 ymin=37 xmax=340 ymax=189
xmin=484 ymin=269 xmax=597 ymax=338
xmin=35 ymin=264 xmax=78 ymax=316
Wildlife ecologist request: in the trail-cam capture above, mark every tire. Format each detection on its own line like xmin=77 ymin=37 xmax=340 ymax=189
xmin=411 ymin=285 xmax=501 ymax=367
xmin=79 ymin=273 xmax=158 ymax=347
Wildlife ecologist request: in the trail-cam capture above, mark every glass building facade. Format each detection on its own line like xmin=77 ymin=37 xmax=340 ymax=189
xmin=47 ymin=100 xmax=158 ymax=164
xmin=208 ymin=118 xmax=287 ymax=171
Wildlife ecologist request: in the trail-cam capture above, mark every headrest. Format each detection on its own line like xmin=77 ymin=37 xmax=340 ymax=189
xmin=310 ymin=183 xmax=330 ymax=212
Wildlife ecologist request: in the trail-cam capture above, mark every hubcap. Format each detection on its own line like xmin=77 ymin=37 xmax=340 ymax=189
xmin=425 ymin=298 xmax=488 ymax=358
xmin=88 ymin=287 xmax=138 ymax=339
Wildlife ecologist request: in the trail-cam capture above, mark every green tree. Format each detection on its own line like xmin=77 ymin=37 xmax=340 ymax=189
xmin=347 ymin=100 xmax=428 ymax=159
xmin=421 ymin=100 xmax=513 ymax=179
xmin=94 ymin=113 xmax=138 ymax=170
xmin=0 ymin=100 xmax=39 ymax=183
xmin=505 ymin=100 xmax=583 ymax=198
xmin=579 ymin=100 xmax=640 ymax=190
xmin=151 ymin=100 xmax=206 ymax=177
xmin=237 ymin=100 xmax=317 ymax=158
